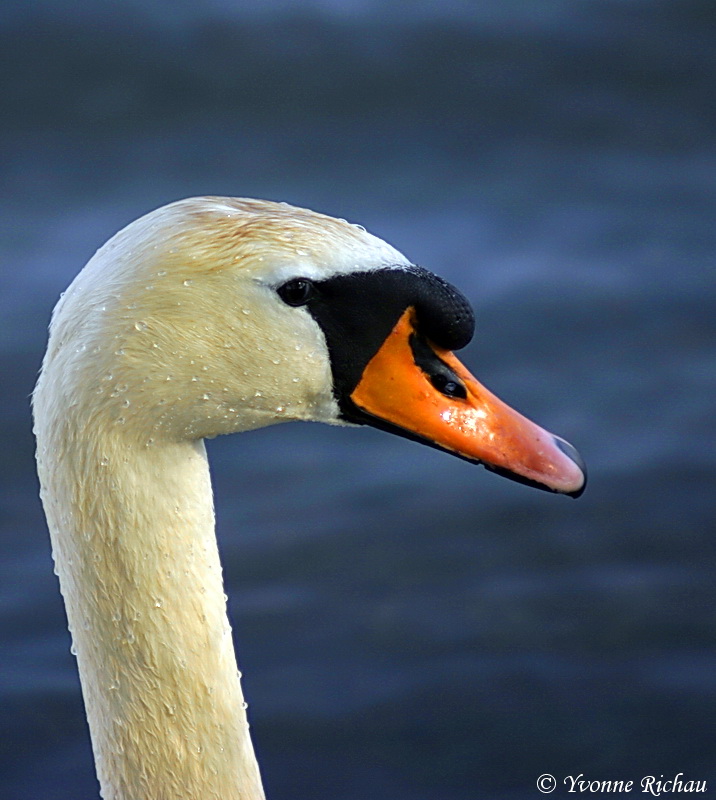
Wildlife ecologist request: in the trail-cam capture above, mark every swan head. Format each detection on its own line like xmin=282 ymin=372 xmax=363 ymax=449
xmin=45 ymin=196 xmax=585 ymax=496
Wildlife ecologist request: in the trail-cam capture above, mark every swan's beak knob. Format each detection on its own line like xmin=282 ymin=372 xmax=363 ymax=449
xmin=349 ymin=308 xmax=586 ymax=497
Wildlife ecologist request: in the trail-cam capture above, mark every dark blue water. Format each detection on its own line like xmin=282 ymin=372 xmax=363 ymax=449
xmin=2 ymin=1 xmax=716 ymax=798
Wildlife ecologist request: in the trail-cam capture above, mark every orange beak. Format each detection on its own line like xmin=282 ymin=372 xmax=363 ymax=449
xmin=350 ymin=308 xmax=586 ymax=496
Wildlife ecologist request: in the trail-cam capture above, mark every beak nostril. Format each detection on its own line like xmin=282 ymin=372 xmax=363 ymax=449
xmin=410 ymin=333 xmax=467 ymax=399
xmin=430 ymin=373 xmax=467 ymax=400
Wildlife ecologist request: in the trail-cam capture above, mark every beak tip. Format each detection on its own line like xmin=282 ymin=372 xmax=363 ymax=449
xmin=553 ymin=435 xmax=587 ymax=498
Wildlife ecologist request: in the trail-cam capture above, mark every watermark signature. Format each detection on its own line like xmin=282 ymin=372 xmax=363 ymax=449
xmin=536 ymin=773 xmax=707 ymax=795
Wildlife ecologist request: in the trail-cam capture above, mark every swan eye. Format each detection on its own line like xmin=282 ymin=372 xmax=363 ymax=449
xmin=277 ymin=278 xmax=315 ymax=307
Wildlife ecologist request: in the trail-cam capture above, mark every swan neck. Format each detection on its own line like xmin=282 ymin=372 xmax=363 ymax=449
xmin=35 ymin=412 xmax=265 ymax=800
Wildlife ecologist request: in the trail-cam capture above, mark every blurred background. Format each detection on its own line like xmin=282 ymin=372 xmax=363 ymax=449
xmin=2 ymin=1 xmax=715 ymax=798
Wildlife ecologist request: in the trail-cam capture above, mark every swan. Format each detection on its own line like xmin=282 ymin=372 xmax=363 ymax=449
xmin=32 ymin=197 xmax=585 ymax=800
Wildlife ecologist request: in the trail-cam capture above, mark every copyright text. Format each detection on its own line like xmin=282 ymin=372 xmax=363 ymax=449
xmin=536 ymin=773 xmax=707 ymax=795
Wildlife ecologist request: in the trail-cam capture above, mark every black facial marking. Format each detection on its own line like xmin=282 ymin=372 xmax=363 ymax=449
xmin=285 ymin=265 xmax=474 ymax=416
